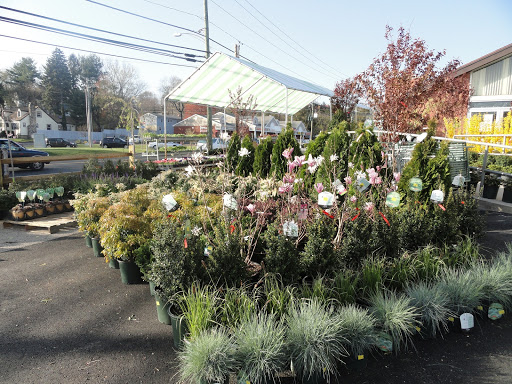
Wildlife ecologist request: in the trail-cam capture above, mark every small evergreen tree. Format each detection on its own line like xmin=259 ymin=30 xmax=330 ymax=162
xmin=316 ymin=121 xmax=351 ymax=187
xmin=226 ymin=132 xmax=241 ymax=173
xmin=253 ymin=136 xmax=274 ymax=177
xmin=270 ymin=125 xmax=301 ymax=179
xmin=236 ymin=135 xmax=254 ymax=176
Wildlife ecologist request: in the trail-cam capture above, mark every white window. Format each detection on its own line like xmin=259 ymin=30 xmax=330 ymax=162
xmin=17 ymin=110 xmax=21 ymax=117
xmin=36 ymin=111 xmax=42 ymax=118
xmin=200 ymin=126 xmax=207 ymax=132
xmin=47 ymin=124 xmax=51 ymax=130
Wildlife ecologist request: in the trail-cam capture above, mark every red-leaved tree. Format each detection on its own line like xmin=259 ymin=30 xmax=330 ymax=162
xmin=332 ymin=77 xmax=361 ymax=121
xmin=356 ymin=26 xmax=471 ymax=134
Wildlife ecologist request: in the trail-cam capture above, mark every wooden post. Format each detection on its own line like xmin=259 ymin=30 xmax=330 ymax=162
xmin=129 ymin=145 xmax=135 ymax=168
xmin=480 ymin=145 xmax=489 ymax=196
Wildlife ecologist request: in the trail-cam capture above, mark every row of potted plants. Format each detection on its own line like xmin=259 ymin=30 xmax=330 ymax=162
xmin=10 ymin=187 xmax=72 ymax=221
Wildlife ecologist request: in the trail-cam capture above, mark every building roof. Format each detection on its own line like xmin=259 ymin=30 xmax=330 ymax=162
xmin=166 ymin=52 xmax=333 ymax=115
xmin=457 ymin=43 xmax=512 ymax=76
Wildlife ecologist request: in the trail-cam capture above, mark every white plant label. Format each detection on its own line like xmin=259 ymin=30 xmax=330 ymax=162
xmin=318 ymin=191 xmax=334 ymax=208
xmin=452 ymin=175 xmax=465 ymax=187
xmin=223 ymin=194 xmax=238 ymax=210
xmin=460 ymin=313 xmax=474 ymax=330
xmin=356 ymin=178 xmax=370 ymax=192
xmin=283 ymin=220 xmax=299 ymax=238
xmin=162 ymin=194 xmax=178 ymax=211
xmin=430 ymin=190 xmax=444 ymax=203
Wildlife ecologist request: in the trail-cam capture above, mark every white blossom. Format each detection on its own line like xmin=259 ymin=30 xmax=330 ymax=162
xmin=238 ymin=147 xmax=250 ymax=157
xmin=330 ymin=154 xmax=339 ymax=162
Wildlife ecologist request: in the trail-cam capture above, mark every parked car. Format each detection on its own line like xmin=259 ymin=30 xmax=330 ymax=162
xmin=196 ymin=138 xmax=227 ymax=153
xmin=99 ymin=137 xmax=128 ymax=148
xmin=148 ymin=141 xmax=181 ymax=150
xmin=0 ymin=138 xmax=50 ymax=170
xmin=45 ymin=137 xmax=77 ymax=147
xmin=128 ymin=135 xmax=141 ymax=145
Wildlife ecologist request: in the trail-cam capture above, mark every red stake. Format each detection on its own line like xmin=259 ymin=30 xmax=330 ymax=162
xmin=322 ymin=210 xmax=334 ymax=219
xmin=438 ymin=204 xmax=446 ymax=211
xmin=184 ymin=238 xmax=188 ymax=248
xmin=378 ymin=211 xmax=391 ymax=227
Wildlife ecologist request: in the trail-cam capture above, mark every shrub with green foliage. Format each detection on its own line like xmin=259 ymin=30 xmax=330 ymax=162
xmin=270 ymin=126 xmax=301 ymax=179
xmin=315 ymin=122 xmax=351 ymax=188
xmin=226 ymin=131 xmax=241 ymax=173
xmin=253 ymin=136 xmax=274 ymax=177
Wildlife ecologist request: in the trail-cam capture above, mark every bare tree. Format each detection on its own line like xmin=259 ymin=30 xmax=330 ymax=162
xmin=100 ymin=60 xmax=146 ymax=101
xmin=159 ymin=75 xmax=183 ymax=119
xmin=228 ymin=86 xmax=257 ymax=137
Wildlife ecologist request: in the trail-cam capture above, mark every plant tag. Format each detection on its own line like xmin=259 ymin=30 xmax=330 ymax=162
xmin=409 ymin=177 xmax=423 ymax=192
xmin=162 ymin=194 xmax=178 ymax=211
xmin=204 ymin=245 xmax=213 ymax=257
xmin=184 ymin=219 xmax=191 ymax=238
xmin=46 ymin=188 xmax=55 ymax=198
xmin=415 ymin=326 xmax=421 ymax=333
xmin=55 ymin=186 xmax=65 ymax=197
xmin=452 ymin=175 xmax=465 ymax=187
xmin=156 ymin=301 xmax=160 ymax=306
xmin=283 ymin=220 xmax=299 ymax=238
xmin=223 ymin=194 xmax=238 ymax=210
xmin=488 ymin=303 xmax=505 ymax=320
xmin=460 ymin=313 xmax=474 ymax=330
xmin=318 ymin=191 xmax=334 ymax=208
xmin=385 ymin=192 xmax=400 ymax=208
xmin=299 ymin=204 xmax=308 ymax=220
xmin=36 ymin=189 xmax=45 ymax=199
xmin=16 ymin=191 xmax=26 ymax=202
xmin=376 ymin=332 xmax=393 ymax=352
xmin=430 ymin=190 xmax=444 ymax=203
xmin=26 ymin=189 xmax=36 ymax=201
xmin=356 ymin=178 xmax=370 ymax=192
xmin=357 ymin=355 xmax=364 ymax=361
xmin=477 ymin=306 xmax=484 ymax=311
xmin=448 ymin=316 xmax=455 ymax=322
xmin=42 ymin=193 xmax=50 ymax=203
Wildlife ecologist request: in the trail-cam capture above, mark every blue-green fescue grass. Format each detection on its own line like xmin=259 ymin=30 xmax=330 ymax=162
xmin=368 ymin=290 xmax=420 ymax=354
xmin=235 ymin=312 xmax=287 ymax=384
xmin=263 ymin=274 xmax=298 ymax=319
xmin=285 ymin=298 xmax=347 ymax=383
xmin=435 ymin=268 xmax=486 ymax=316
xmin=468 ymin=250 xmax=512 ymax=310
xmin=179 ymin=327 xmax=238 ymax=384
xmin=220 ymin=285 xmax=260 ymax=331
xmin=178 ymin=282 xmax=219 ymax=341
xmin=336 ymin=304 xmax=377 ymax=356
xmin=405 ymin=281 xmax=453 ymax=338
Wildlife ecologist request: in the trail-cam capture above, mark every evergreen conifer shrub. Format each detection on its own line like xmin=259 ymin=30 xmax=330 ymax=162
xmin=270 ymin=126 xmax=301 ymax=179
xmin=253 ymin=136 xmax=274 ymax=177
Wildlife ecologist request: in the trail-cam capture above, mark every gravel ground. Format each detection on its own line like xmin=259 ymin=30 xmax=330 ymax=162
xmin=0 ymin=210 xmax=511 ymax=384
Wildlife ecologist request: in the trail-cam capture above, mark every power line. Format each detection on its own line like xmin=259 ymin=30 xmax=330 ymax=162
xmin=0 ymin=16 xmax=204 ymax=62
xmin=209 ymin=0 xmax=339 ymax=82
xmin=239 ymin=0 xmax=348 ymax=79
xmin=0 ymin=34 xmax=198 ymax=68
xmin=0 ymin=6 xmax=206 ymax=55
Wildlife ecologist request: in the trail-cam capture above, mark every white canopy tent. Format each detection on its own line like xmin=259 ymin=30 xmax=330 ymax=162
xmin=163 ymin=52 xmax=334 ymax=150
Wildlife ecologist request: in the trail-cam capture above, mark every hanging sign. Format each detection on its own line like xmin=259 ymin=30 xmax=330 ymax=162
xmin=283 ymin=220 xmax=299 ymax=238
xmin=460 ymin=313 xmax=474 ymax=331
xmin=430 ymin=190 xmax=444 ymax=203
xmin=26 ymin=190 xmax=36 ymax=201
xmin=162 ymin=194 xmax=178 ymax=211
xmin=55 ymin=186 xmax=65 ymax=197
xmin=385 ymin=192 xmax=400 ymax=208
xmin=452 ymin=175 xmax=466 ymax=187
xmin=223 ymin=194 xmax=238 ymax=210
xmin=356 ymin=178 xmax=370 ymax=192
xmin=318 ymin=192 xmax=334 ymax=209
xmin=488 ymin=303 xmax=505 ymax=320
xmin=409 ymin=178 xmax=423 ymax=192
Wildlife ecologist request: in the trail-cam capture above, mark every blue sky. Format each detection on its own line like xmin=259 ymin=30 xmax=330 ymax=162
xmin=1 ymin=0 xmax=511 ymax=96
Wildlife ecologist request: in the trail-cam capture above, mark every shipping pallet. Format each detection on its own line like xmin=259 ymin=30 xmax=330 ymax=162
xmin=2 ymin=211 xmax=77 ymax=234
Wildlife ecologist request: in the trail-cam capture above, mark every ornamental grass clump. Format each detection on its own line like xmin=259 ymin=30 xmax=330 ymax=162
xmin=467 ymin=257 xmax=512 ymax=310
xmin=219 ymin=285 xmax=260 ymax=331
xmin=405 ymin=281 xmax=452 ymax=338
xmin=436 ymin=268 xmax=486 ymax=315
xmin=285 ymin=298 xmax=347 ymax=383
xmin=235 ymin=312 xmax=287 ymax=384
xmin=179 ymin=327 xmax=238 ymax=384
xmin=336 ymin=304 xmax=377 ymax=357
xmin=368 ymin=290 xmax=420 ymax=354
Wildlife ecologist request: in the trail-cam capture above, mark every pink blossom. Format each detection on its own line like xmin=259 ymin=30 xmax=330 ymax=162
xmin=282 ymin=147 xmax=294 ymax=159
xmin=344 ymin=176 xmax=352 ymax=185
xmin=283 ymin=174 xmax=295 ymax=184
xmin=374 ymin=176 xmax=382 ymax=185
xmin=293 ymin=155 xmax=305 ymax=167
xmin=288 ymin=161 xmax=298 ymax=173
xmin=364 ymin=202 xmax=374 ymax=212
xmin=350 ymin=195 xmax=357 ymax=203
xmin=246 ymin=204 xmax=256 ymax=214
xmin=376 ymin=165 xmax=381 ymax=172
xmin=393 ymin=172 xmax=401 ymax=182
xmin=278 ymin=183 xmax=293 ymax=194
xmin=315 ymin=183 xmax=324 ymax=194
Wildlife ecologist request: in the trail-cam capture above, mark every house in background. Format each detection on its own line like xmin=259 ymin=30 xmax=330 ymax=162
xmin=139 ymin=113 xmax=180 ymax=135
xmin=0 ymin=106 xmax=75 ymax=138
xmin=456 ymin=43 xmax=512 ymax=125
xmin=173 ymin=112 xmax=240 ymax=136
xmin=279 ymin=120 xmax=308 ymax=142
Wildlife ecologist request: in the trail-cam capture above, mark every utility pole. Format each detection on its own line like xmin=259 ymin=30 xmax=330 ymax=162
xmin=204 ymin=0 xmax=213 ymax=153
xmin=85 ymin=81 xmax=92 ymax=148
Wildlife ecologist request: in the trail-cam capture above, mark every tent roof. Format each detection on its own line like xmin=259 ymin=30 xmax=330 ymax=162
xmin=166 ymin=52 xmax=334 ymax=115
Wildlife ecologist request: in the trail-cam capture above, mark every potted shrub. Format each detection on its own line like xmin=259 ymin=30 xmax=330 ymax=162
xmin=285 ymin=298 xmax=347 ymax=383
xmin=482 ymin=174 xmax=500 ymax=199
xmin=502 ymin=177 xmax=512 ymax=203
xmin=0 ymin=190 xmax=18 ymax=220
xmin=80 ymin=196 xmax=111 ymax=257
xmin=235 ymin=311 xmax=287 ymax=384
xmin=336 ymin=304 xmax=377 ymax=369
xmin=179 ymin=327 xmax=238 ymax=384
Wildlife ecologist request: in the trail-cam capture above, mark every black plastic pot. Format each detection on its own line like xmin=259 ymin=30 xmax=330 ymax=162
xmin=118 ymin=260 xmax=143 ymax=284
xmin=91 ymin=237 xmax=103 ymax=258
xmin=503 ymin=187 xmax=512 ymax=203
xmin=85 ymin=234 xmax=92 ymax=248
xmin=108 ymin=258 xmax=119 ymax=269
xmin=482 ymin=184 xmax=499 ymax=199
